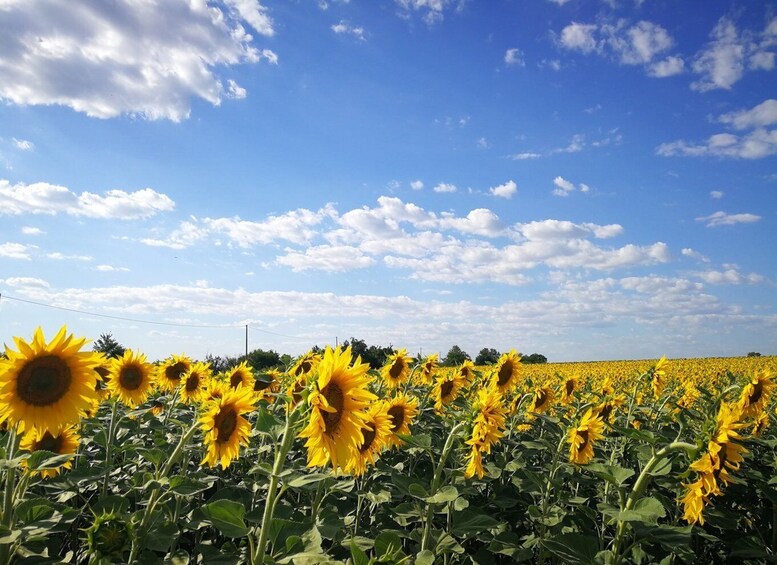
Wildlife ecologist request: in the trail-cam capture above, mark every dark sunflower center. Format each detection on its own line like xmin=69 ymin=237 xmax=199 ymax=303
xmin=165 ymin=362 xmax=187 ymax=384
xmin=748 ymin=381 xmax=763 ymax=405
xmin=214 ymin=406 xmax=238 ymax=442
xmin=95 ymin=366 xmax=110 ymax=381
xmin=535 ymin=390 xmax=547 ymax=408
xmin=387 ymin=405 xmax=406 ymax=432
xmin=34 ymin=431 xmax=64 ymax=453
xmin=254 ymin=377 xmax=272 ymax=392
xmin=577 ymin=429 xmax=589 ymax=452
xmin=497 ymin=362 xmax=513 ymax=386
xmin=17 ymin=355 xmax=73 ymax=407
xmin=566 ymin=380 xmax=575 ymax=396
xmin=119 ymin=365 xmax=143 ymax=391
xmin=389 ymin=360 xmax=404 ymax=380
xmin=230 ymin=373 xmax=244 ymax=389
xmin=295 ymin=360 xmax=311 ymax=377
xmin=599 ymin=403 xmax=613 ymax=421
xmin=185 ymin=372 xmax=200 ymax=392
xmin=440 ymin=380 xmax=454 ymax=401
xmin=460 ymin=367 xmax=470 ymax=380
xmin=321 ymin=383 xmax=345 ymax=433
xmin=359 ymin=423 xmax=376 ymax=453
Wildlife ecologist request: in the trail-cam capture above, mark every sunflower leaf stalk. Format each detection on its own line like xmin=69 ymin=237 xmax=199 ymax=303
xmin=0 ymin=429 xmax=20 ymax=565
xmin=100 ymin=400 xmax=120 ymax=499
xmin=253 ymin=404 xmax=302 ymax=565
xmin=421 ymin=421 xmax=466 ymax=553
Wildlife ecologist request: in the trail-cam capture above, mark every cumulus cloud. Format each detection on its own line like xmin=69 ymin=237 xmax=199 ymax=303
xmin=649 ymin=56 xmax=684 ymax=77
xmin=718 ymin=99 xmax=777 ymax=130
xmin=95 ymin=265 xmax=130 ymax=272
xmin=410 ymin=180 xmax=424 ymax=190
xmin=504 ymin=48 xmax=525 ymax=66
xmin=681 ymin=248 xmax=710 ymax=262
xmin=0 ymin=180 xmax=175 ymax=219
xmin=0 ymin=242 xmax=35 ymax=260
xmin=0 ymin=0 xmax=275 ymax=121
xmin=552 ymin=176 xmax=590 ymax=197
xmin=560 ymin=22 xmax=599 ymax=53
xmin=710 ymin=190 xmax=724 ymax=199
xmin=21 ymin=226 xmax=43 ymax=235
xmin=394 ymin=0 xmax=460 ymax=25
xmin=695 ymin=211 xmax=761 ymax=227
xmin=433 ymin=183 xmax=457 ymax=193
xmin=12 ymin=138 xmax=34 ymax=151
xmin=331 ymin=20 xmax=366 ymax=41
xmin=510 ymin=152 xmax=542 ymax=160
xmin=694 ymin=269 xmax=764 ymax=285
xmin=489 ymin=180 xmax=517 ymax=199
xmin=48 ymin=252 xmax=93 ymax=261
xmin=1 ymin=276 xmax=49 ymax=289
xmin=277 ymin=245 xmax=375 ymax=272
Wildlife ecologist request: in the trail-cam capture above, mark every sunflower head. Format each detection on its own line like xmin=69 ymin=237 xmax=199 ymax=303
xmin=156 ymin=354 xmax=192 ymax=393
xmin=528 ymin=386 xmax=555 ymax=415
xmin=568 ymin=408 xmax=605 ymax=465
xmin=381 ymin=349 xmax=412 ymax=389
xmin=418 ymin=353 xmax=439 ymax=385
xmin=290 ymin=351 xmax=321 ymax=378
xmin=107 ymin=349 xmax=155 ymax=408
xmin=226 ymin=361 xmax=254 ymax=390
xmin=458 ymin=360 xmax=476 ymax=383
xmin=85 ymin=511 xmax=132 ymax=562
xmin=383 ymin=393 xmax=419 ymax=448
xmin=347 ymin=402 xmax=392 ymax=476
xmin=0 ymin=326 xmax=101 ymax=433
xmin=491 ymin=350 xmax=521 ymax=394
xmin=20 ymin=424 xmax=80 ymax=478
xmin=179 ymin=362 xmax=212 ymax=405
xmin=200 ymin=386 xmax=256 ymax=469
xmin=739 ymin=369 xmax=774 ymax=418
xmin=432 ymin=372 xmax=466 ymax=413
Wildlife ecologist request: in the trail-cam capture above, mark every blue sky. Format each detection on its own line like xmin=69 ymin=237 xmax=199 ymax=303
xmin=1 ymin=0 xmax=775 ymax=362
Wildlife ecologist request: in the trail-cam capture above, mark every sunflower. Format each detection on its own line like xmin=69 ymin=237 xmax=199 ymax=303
xmin=490 ymin=350 xmax=521 ymax=394
xmin=94 ymin=358 xmax=112 ymax=402
xmin=298 ymin=346 xmax=376 ymax=473
xmin=179 ymin=362 xmax=212 ymax=405
xmin=560 ymin=374 xmax=578 ymax=404
xmin=205 ymin=380 xmax=227 ymax=403
xmin=651 ymin=356 xmax=668 ymax=397
xmin=527 ymin=386 xmax=555 ymax=415
xmin=290 ymin=351 xmax=321 ymax=378
xmin=200 ymin=386 xmax=256 ymax=469
xmin=464 ymin=387 xmax=507 ymax=479
xmin=254 ymin=369 xmax=281 ymax=403
xmin=225 ymin=361 xmax=254 ymax=390
xmin=149 ymin=398 xmax=165 ymax=417
xmin=464 ymin=446 xmax=485 ymax=481
xmin=156 ymin=354 xmax=192 ymax=393
xmin=458 ymin=360 xmax=476 ymax=384
xmin=380 ymin=349 xmax=412 ymax=389
xmin=432 ymin=372 xmax=465 ymax=413
xmin=739 ymin=370 xmax=774 ymax=418
xmin=107 ymin=350 xmax=155 ymax=408
xmin=0 ymin=326 xmax=101 ymax=433
xmin=680 ymin=479 xmax=708 ymax=525
xmin=383 ymin=393 xmax=419 ymax=448
xmin=417 ymin=353 xmax=439 ymax=385
xmin=20 ymin=425 xmax=80 ymax=478
xmin=348 ymin=402 xmax=392 ymax=476
xmin=568 ymin=408 xmax=605 ymax=465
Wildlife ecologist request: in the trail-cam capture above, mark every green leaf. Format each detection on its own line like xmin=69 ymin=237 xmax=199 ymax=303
xmin=350 ymin=540 xmax=370 ymax=565
xmin=450 ymin=509 xmax=500 ymax=537
xmin=374 ymin=531 xmax=402 ymax=559
xmin=25 ymin=450 xmax=76 ymax=470
xmin=618 ymin=497 xmax=666 ymax=524
xmin=408 ymin=483 xmax=429 ymax=499
xmin=453 ymin=497 xmax=469 ymax=511
xmin=286 ymin=472 xmax=332 ymax=489
xmin=169 ymin=475 xmax=215 ymax=496
xmin=426 ymin=485 xmax=458 ymax=504
xmin=730 ymin=536 xmax=768 ymax=559
xmin=137 ymin=447 xmax=167 ymax=468
xmin=90 ymin=495 xmax=129 ymax=515
xmin=395 ymin=433 xmax=431 ymax=450
xmin=254 ymin=406 xmax=282 ymax=434
xmin=14 ymin=498 xmax=56 ymax=525
xmin=542 ymin=533 xmax=600 ymax=564
xmin=415 ymin=550 xmax=435 ymax=565
xmin=194 ymin=499 xmax=248 ymax=538
xmin=586 ymin=463 xmax=635 ymax=486
xmin=632 ymin=523 xmax=692 ymax=548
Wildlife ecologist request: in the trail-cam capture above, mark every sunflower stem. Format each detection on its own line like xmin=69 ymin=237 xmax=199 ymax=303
xmin=611 ymin=441 xmax=697 ymax=564
xmin=253 ymin=405 xmax=301 ymax=565
xmin=0 ymin=428 xmax=19 ymax=565
xmin=537 ymin=427 xmax=568 ymax=565
xmin=421 ymin=421 xmax=465 ymax=553
xmin=100 ymin=400 xmax=119 ymax=499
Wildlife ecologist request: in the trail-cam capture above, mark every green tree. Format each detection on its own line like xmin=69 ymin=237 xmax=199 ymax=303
xmin=92 ymin=332 xmax=126 ymax=359
xmin=521 ymin=353 xmax=548 ymax=364
xmin=747 ymin=351 xmax=762 ymax=357
xmin=443 ymin=345 xmax=471 ymax=366
xmin=475 ymin=347 xmax=500 ymax=365
xmin=243 ymin=348 xmax=281 ymax=371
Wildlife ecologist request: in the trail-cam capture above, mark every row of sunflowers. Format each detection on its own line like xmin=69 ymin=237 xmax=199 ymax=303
xmin=0 ymin=326 xmax=775 ymax=564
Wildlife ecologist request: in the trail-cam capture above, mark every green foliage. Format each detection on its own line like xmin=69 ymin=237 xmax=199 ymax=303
xmin=242 ymin=347 xmax=281 ymax=371
xmin=442 ymin=345 xmax=471 ymax=366
xmin=341 ymin=337 xmax=395 ymax=369
xmin=475 ymin=348 xmax=500 ymax=365
xmin=92 ymin=332 xmax=126 ymax=359
xmin=521 ymin=352 xmax=548 ymax=364
xmin=746 ymin=351 xmax=761 ymax=357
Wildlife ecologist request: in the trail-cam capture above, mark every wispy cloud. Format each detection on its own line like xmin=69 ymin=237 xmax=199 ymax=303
xmin=695 ymin=211 xmax=761 ymax=227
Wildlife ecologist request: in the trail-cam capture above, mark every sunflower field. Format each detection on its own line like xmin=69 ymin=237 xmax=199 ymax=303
xmin=0 ymin=327 xmax=775 ymax=564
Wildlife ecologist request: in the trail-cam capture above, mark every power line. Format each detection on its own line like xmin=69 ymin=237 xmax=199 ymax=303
xmin=0 ymin=292 xmax=312 ymax=340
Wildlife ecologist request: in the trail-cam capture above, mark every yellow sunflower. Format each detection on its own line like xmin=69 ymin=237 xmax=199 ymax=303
xmin=156 ymin=354 xmax=192 ymax=393
xmin=179 ymin=362 xmax=212 ymax=405
xmin=205 ymin=379 xmax=228 ymax=403
xmin=568 ymin=408 xmax=605 ymax=465
xmin=149 ymin=398 xmax=165 ymax=416
xmin=380 ymin=349 xmax=412 ymax=389
xmin=527 ymin=386 xmax=555 ymax=415
xmin=560 ymin=374 xmax=578 ymax=404
xmin=490 ymin=350 xmax=521 ymax=394
xmin=0 ymin=326 xmax=101 ymax=433
xmin=298 ymin=346 xmax=377 ymax=473
xmin=432 ymin=372 xmax=465 ymax=413
xmin=348 ymin=402 xmax=392 ymax=476
xmin=290 ymin=351 xmax=321 ymax=378
xmin=651 ymin=356 xmax=668 ymax=397
xmin=680 ymin=479 xmax=708 ymax=525
xmin=20 ymin=425 xmax=80 ymax=478
xmin=383 ymin=393 xmax=419 ymax=448
xmin=464 ymin=387 xmax=507 ymax=479
xmin=739 ymin=369 xmax=774 ymax=418
xmin=254 ymin=369 xmax=281 ymax=403
xmin=107 ymin=350 xmax=155 ymax=408
xmin=417 ymin=353 xmax=439 ymax=385
xmin=94 ymin=359 xmax=112 ymax=402
xmin=225 ymin=361 xmax=254 ymax=390
xmin=200 ymin=386 xmax=256 ymax=469
xmin=458 ymin=360 xmax=476 ymax=384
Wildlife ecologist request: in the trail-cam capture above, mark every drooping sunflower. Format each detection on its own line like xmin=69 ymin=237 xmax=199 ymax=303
xmin=225 ymin=361 xmax=254 ymax=390
xmin=651 ymin=356 xmax=668 ymax=397
xmin=254 ymin=369 xmax=281 ymax=403
xmin=383 ymin=393 xmax=419 ymax=448
xmin=560 ymin=374 xmax=578 ymax=404
xmin=458 ymin=359 xmax=476 ymax=384
xmin=205 ymin=379 xmax=227 ymax=403
xmin=739 ymin=369 xmax=774 ymax=418
xmin=20 ymin=425 xmax=80 ymax=478
xmin=417 ymin=353 xmax=439 ymax=385
xmin=380 ymin=349 xmax=412 ymax=389
xmin=432 ymin=372 xmax=466 ymax=413
xmin=156 ymin=354 xmax=192 ymax=393
xmin=179 ymin=362 xmax=212 ymax=405
xmin=348 ymin=401 xmax=392 ymax=476
xmin=200 ymin=386 xmax=256 ymax=469
xmin=527 ymin=386 xmax=555 ymax=415
xmin=149 ymin=398 xmax=166 ymax=417
xmin=568 ymin=408 xmax=605 ymax=465
xmin=680 ymin=479 xmax=708 ymax=525
xmin=0 ymin=326 xmax=101 ymax=433
xmin=107 ymin=350 xmax=155 ymax=408
xmin=298 ymin=346 xmax=377 ymax=473
xmin=490 ymin=350 xmax=521 ymax=394
xmin=290 ymin=351 xmax=321 ymax=378
xmin=464 ymin=387 xmax=507 ymax=479
xmin=94 ymin=357 xmax=112 ymax=402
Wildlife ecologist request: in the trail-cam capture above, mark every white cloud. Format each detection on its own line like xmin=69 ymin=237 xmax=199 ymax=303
xmin=0 ymin=180 xmax=175 ymax=219
xmin=95 ymin=265 xmax=131 ymax=272
xmin=547 ymin=0 xmax=572 ymax=5
xmin=2 ymin=277 xmax=49 ymax=289
xmin=719 ymin=99 xmax=777 ymax=130
xmin=657 ymin=128 xmax=777 ymax=159
xmin=0 ymin=0 xmax=274 ymax=121
xmin=560 ymin=22 xmax=599 ymax=53
xmin=395 ymin=0 xmax=459 ymax=25
xmin=710 ymin=190 xmax=724 ymax=199
xmin=331 ymin=20 xmax=366 ymax=41
xmin=694 ymin=269 xmax=764 ymax=285
xmin=552 ymin=176 xmax=575 ymax=196
xmin=21 ymin=226 xmax=43 ymax=235
xmin=142 ymin=220 xmax=209 ymax=250
xmin=410 ymin=180 xmax=424 ymax=190
xmin=277 ymin=245 xmax=375 ymax=272
xmin=476 ymin=137 xmax=490 ymax=149
xmin=12 ymin=138 xmax=34 ymax=151
xmin=539 ymin=59 xmax=562 ymax=71
xmin=510 ymin=152 xmax=542 ymax=160
xmin=433 ymin=183 xmax=457 ymax=193
xmin=47 ymin=252 xmax=93 ymax=261
xmin=695 ymin=211 xmax=761 ymax=227
xmin=615 ymin=20 xmax=674 ymax=65
xmin=504 ymin=48 xmax=525 ymax=66
xmin=649 ymin=55 xmax=684 ymax=77
xmin=681 ymin=248 xmax=710 ymax=262
xmin=552 ymin=134 xmax=586 ymax=153
xmin=0 ymin=242 xmax=35 ymax=260
xmin=227 ymin=80 xmax=247 ymax=100
xmin=489 ymin=180 xmax=517 ymax=199
xmin=438 ymin=209 xmax=506 ymax=237
xmin=261 ymin=49 xmax=279 ymax=65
